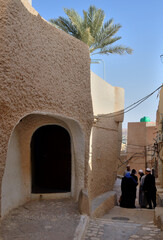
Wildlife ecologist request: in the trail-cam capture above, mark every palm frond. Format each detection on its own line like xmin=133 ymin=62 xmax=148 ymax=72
xmin=83 ymin=10 xmax=88 ymax=28
xmin=90 ymin=36 xmax=122 ymax=53
xmin=64 ymin=8 xmax=84 ymax=36
xmin=91 ymin=8 xmax=105 ymax=37
xmin=49 ymin=5 xmax=133 ymax=56
xmin=103 ymin=19 xmax=114 ymax=29
xmin=86 ymin=5 xmax=97 ymax=25
xmin=102 ymin=36 xmax=122 ymax=46
xmin=49 ymin=17 xmax=79 ymax=37
xmin=91 ymin=45 xmax=133 ymax=55
xmin=103 ymin=23 xmax=122 ymax=38
xmin=81 ymin=27 xmax=94 ymax=46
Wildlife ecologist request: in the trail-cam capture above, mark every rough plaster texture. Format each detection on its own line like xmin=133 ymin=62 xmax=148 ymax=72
xmin=156 ymin=88 xmax=163 ymax=228
xmin=89 ymin=73 xmax=124 ymax=200
xmin=0 ymin=0 xmax=93 ymax=217
xmin=127 ymin=122 xmax=156 ymax=173
xmin=156 ymin=87 xmax=163 ymax=187
xmin=117 ymin=153 xmax=128 ymax=176
xmin=91 ymin=72 xmax=124 ymax=116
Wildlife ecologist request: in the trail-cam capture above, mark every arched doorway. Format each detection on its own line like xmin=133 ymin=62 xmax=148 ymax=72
xmin=31 ymin=125 xmax=71 ymax=193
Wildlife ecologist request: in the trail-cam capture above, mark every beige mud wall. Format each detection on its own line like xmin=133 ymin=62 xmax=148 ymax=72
xmin=127 ymin=122 xmax=156 ymax=174
xmin=157 ymin=87 xmax=163 ymax=187
xmin=1 ymin=128 xmax=25 ymax=217
xmin=146 ymin=123 xmax=157 ymax=172
xmin=89 ymin=72 xmax=124 ymax=199
xmin=127 ymin=122 xmax=147 ymax=173
xmin=0 ymin=0 xmax=93 ymax=217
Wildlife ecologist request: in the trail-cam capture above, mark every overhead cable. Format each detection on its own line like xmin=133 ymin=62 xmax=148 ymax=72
xmin=95 ymin=84 xmax=163 ymax=119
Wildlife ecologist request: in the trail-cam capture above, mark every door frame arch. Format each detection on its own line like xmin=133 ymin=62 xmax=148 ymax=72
xmin=1 ymin=113 xmax=85 ymax=217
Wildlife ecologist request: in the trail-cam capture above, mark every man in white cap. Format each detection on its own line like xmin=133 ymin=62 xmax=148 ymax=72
xmin=143 ymin=168 xmax=157 ymax=209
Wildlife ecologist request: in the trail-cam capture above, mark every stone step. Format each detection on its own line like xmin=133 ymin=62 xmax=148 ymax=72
xmin=91 ymin=191 xmax=116 ymax=218
xmin=154 ymin=207 xmax=163 ymax=230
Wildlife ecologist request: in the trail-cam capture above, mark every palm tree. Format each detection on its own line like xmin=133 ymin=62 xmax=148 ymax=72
xmin=49 ymin=5 xmax=133 ymax=56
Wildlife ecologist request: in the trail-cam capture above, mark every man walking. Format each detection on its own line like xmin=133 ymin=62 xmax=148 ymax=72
xmin=143 ymin=168 xmax=157 ymax=209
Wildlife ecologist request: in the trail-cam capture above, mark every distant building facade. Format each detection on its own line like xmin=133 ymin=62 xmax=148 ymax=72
xmin=127 ymin=121 xmax=157 ymax=173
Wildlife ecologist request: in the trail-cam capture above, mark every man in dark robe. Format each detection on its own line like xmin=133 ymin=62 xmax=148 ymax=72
xmin=143 ymin=168 xmax=157 ymax=209
xmin=130 ymin=169 xmax=138 ymax=207
xmin=120 ymin=172 xmax=138 ymax=208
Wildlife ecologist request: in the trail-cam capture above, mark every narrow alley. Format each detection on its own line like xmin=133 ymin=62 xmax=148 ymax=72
xmin=84 ymin=206 xmax=163 ymax=240
xmin=0 ymin=1 xmax=163 ymax=240
xmin=83 ymin=177 xmax=162 ymax=240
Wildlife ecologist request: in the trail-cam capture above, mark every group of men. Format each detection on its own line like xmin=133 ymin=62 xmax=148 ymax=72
xmin=120 ymin=165 xmax=157 ymax=209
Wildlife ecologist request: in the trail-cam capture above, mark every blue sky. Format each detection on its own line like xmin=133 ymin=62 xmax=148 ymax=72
xmin=32 ymin=0 xmax=163 ymax=128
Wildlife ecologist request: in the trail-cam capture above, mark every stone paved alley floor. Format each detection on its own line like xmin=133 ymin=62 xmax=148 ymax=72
xmin=84 ymin=206 xmax=163 ymax=240
xmin=0 ymin=198 xmax=80 ymax=240
xmin=0 ymin=198 xmax=163 ymax=240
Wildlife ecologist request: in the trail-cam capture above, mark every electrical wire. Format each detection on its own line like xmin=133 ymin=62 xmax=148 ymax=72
xmin=95 ymin=84 xmax=163 ymax=119
xmin=122 ymin=84 xmax=162 ymax=112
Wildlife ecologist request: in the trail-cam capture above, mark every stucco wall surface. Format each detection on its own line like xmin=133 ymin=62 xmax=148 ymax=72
xmin=127 ymin=122 xmax=146 ymax=172
xmin=127 ymin=122 xmax=156 ymax=173
xmin=0 ymin=0 xmax=93 ymax=216
xmin=158 ymin=87 xmax=163 ymax=116
xmin=89 ymin=73 xmax=124 ymax=199
xmin=157 ymin=87 xmax=163 ymax=187
xmin=91 ymin=72 xmax=124 ymax=116
xmin=128 ymin=122 xmax=146 ymax=147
